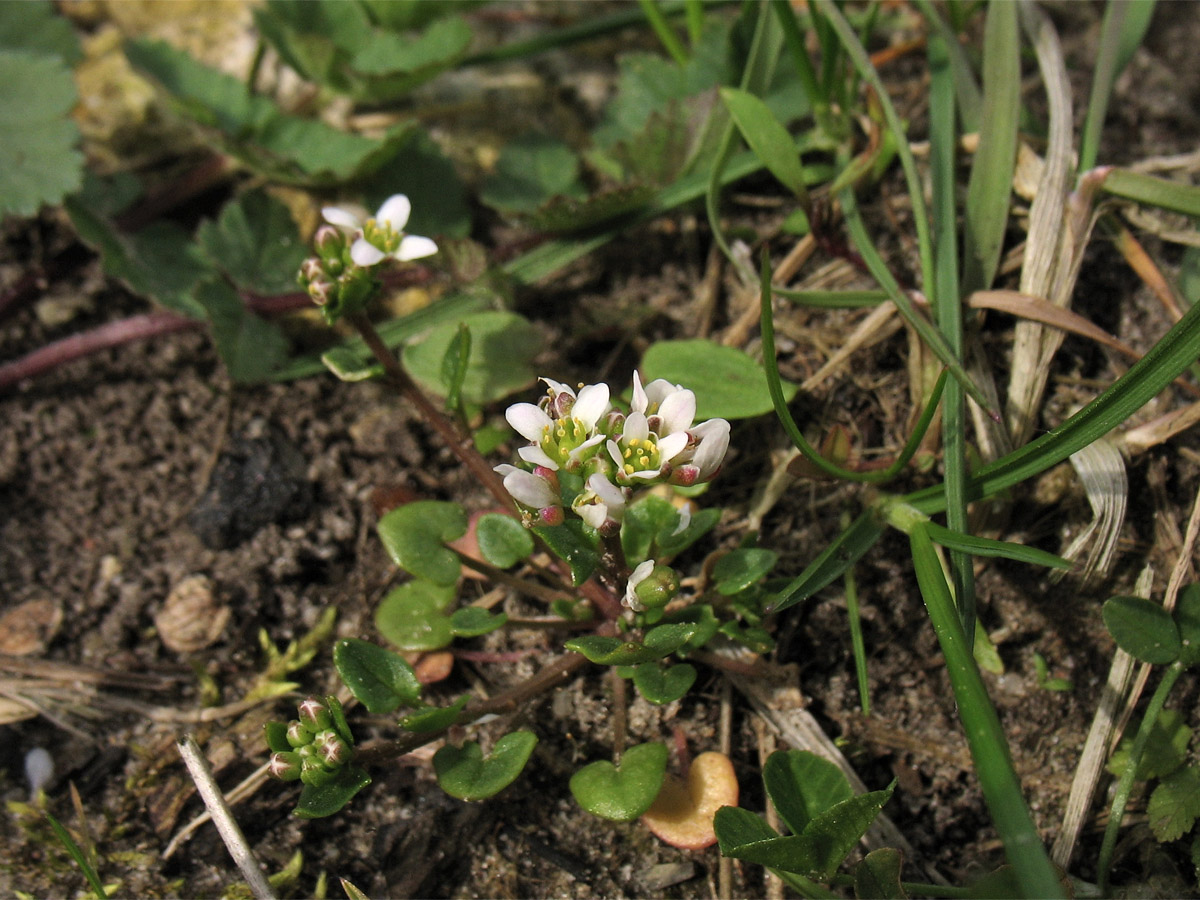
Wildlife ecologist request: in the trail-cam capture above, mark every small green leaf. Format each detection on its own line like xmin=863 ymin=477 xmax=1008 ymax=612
xmin=802 ymin=787 xmax=895 ymax=879
xmin=264 ymin=721 xmax=291 ymax=754
xmin=1102 ymin=595 xmax=1181 ymax=665
xmin=1175 ymin=583 xmax=1200 ymax=666
xmin=333 ymin=638 xmax=422 ymax=714
xmin=621 ymin=495 xmax=678 ymax=564
xmin=434 ymin=731 xmax=538 ymax=801
xmin=325 ymin=695 xmax=354 ymax=746
xmin=569 ymin=742 xmax=668 ymax=822
xmin=715 ymin=804 xmax=781 ymax=848
xmin=1148 ymin=765 xmax=1200 ymax=843
xmin=375 ymin=580 xmax=457 ymax=652
xmin=763 ymin=750 xmax=853 ymax=836
xmin=197 ymin=189 xmax=308 ymax=294
xmin=0 ymin=50 xmax=83 ymax=218
xmin=632 ymin=662 xmax=696 ymax=704
xmin=450 ymin=606 xmax=508 ymax=638
xmin=854 ymin=847 xmax=907 ymax=899
xmin=440 ymin=323 xmax=471 ymax=411
xmin=641 ymin=340 xmax=797 ymax=420
xmin=713 ymin=548 xmax=779 ymax=595
xmin=321 ymin=347 xmax=382 ymax=382
xmin=532 ymin=521 xmax=599 ymax=585
xmin=476 ymin=513 xmax=534 ymax=568
xmin=481 ymin=133 xmax=584 ymax=214
xmin=193 ymin=278 xmax=290 ymax=383
xmin=400 ymin=695 xmax=469 ymax=733
xmin=1107 ymin=708 xmax=1193 ymax=780
xmin=656 ymin=506 xmax=721 ymax=558
xmin=377 ymin=500 xmax=468 ymax=586
xmin=924 ymin=522 xmax=1071 ymax=570
xmin=294 ymin=765 xmax=372 ymax=819
xmin=566 ymin=624 xmax=698 ymax=666
xmin=664 ymin=604 xmax=721 ymax=653
xmin=720 ymin=87 xmax=808 ymax=199
xmin=403 ymin=311 xmax=540 ymax=405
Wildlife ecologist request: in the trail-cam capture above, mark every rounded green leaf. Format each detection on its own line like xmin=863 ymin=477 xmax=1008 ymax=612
xmin=1102 ymin=595 xmax=1181 ymax=665
xmin=565 ymin=624 xmax=697 ymax=666
xmin=632 ymin=662 xmax=696 ymax=705
xmin=434 ymin=731 xmax=538 ymax=801
xmin=375 ymin=580 xmax=456 ymax=651
xmin=532 ymin=521 xmax=599 ymax=586
xmin=720 ymin=86 xmax=808 ymax=199
xmin=401 ymin=695 xmax=469 ymax=733
xmin=641 ymin=340 xmax=797 ymax=420
xmin=570 ymin=742 xmax=668 ymax=822
xmin=763 ymin=750 xmax=853 ymax=836
xmin=294 ymin=765 xmax=372 ymax=819
xmin=476 ymin=513 xmax=534 ymax=568
xmin=377 ymin=500 xmax=467 ymax=586
xmin=264 ymin=721 xmax=291 ymax=754
xmin=713 ymin=548 xmax=779 ymax=595
xmin=403 ymin=311 xmax=540 ymax=405
xmin=1175 ymin=583 xmax=1200 ymax=666
xmin=450 ymin=606 xmax=508 ymax=638
xmin=333 ymin=638 xmax=422 ymax=714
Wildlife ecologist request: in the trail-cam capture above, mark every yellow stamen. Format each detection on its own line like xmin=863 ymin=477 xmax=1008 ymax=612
xmin=624 ymin=464 xmax=634 ymax=475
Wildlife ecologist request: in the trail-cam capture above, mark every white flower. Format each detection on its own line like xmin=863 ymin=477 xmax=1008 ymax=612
xmin=670 ymin=417 xmax=730 ymax=486
xmin=322 ymin=194 xmax=438 ymax=267
xmin=573 ymin=473 xmax=628 ymax=531
xmin=506 ymin=380 xmax=611 ymax=472
xmin=632 ymin=371 xmax=696 ymax=436
xmin=494 ymin=464 xmax=558 ymax=511
xmin=623 ymin=560 xmax=656 ymax=612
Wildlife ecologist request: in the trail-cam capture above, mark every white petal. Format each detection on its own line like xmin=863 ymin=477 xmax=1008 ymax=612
xmin=627 ymin=468 xmax=662 ymax=482
xmin=540 ymin=377 xmax=575 ymax=398
xmin=506 ymin=403 xmax=553 ymax=443
xmin=631 ymin=370 xmax=648 ymax=414
xmin=657 ymin=389 xmax=696 ymax=434
xmin=643 ymin=378 xmax=680 ymax=409
xmin=576 ymin=502 xmax=608 ymax=530
xmin=572 ymin=383 xmax=610 ymax=429
xmin=623 ymin=411 xmax=649 ymax=443
xmin=691 ymin=418 xmax=731 ymax=477
xmin=396 ymin=234 xmax=438 ymax=261
xmin=503 ymin=469 xmax=557 ymax=509
xmin=375 ymin=194 xmax=412 ymax=230
xmin=350 ymin=239 xmax=386 ymax=267
xmin=518 ymin=445 xmax=559 ymax=470
xmin=566 ymin=433 xmax=604 ymax=465
xmin=322 ymin=205 xmax=364 ymax=230
xmin=657 ymin=431 xmax=689 ymax=463
xmin=606 ymin=439 xmax=624 ymax=470
xmin=672 ymin=502 xmax=692 ymax=535
xmin=587 ymin=473 xmax=626 ymax=510
xmin=623 ymin=559 xmax=656 ymax=611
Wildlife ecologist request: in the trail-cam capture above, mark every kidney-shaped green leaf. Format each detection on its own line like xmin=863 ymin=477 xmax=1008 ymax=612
xmin=1102 ymin=595 xmax=1181 ymax=665
xmin=377 ymin=500 xmax=468 ymax=586
xmin=632 ymin=662 xmax=696 ymax=705
xmin=375 ymin=579 xmax=456 ymax=651
xmin=641 ymin=340 xmax=797 ymax=420
xmin=570 ymin=742 xmax=668 ymax=822
xmin=476 ymin=513 xmax=534 ymax=568
xmin=434 ymin=731 xmax=538 ymax=801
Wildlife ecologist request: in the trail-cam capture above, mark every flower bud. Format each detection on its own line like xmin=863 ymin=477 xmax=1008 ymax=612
xmin=268 ymin=751 xmax=303 ymax=782
xmin=539 ymin=505 xmax=565 ymax=526
xmin=300 ymin=757 xmax=335 ymax=787
xmin=286 ymin=720 xmax=310 ymax=748
xmin=314 ymin=224 xmax=345 ymax=258
xmin=299 ymin=257 xmax=324 ymax=284
xmin=298 ymin=697 xmax=332 ymax=734
xmin=633 ymin=564 xmax=679 ymax=610
xmin=313 ymin=730 xmax=351 ymax=768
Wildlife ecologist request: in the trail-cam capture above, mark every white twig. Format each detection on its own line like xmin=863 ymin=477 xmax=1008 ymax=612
xmin=177 ymin=735 xmax=278 ymax=900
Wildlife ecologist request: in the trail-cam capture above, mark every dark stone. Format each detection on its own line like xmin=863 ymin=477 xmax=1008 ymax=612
xmin=187 ymin=422 xmax=312 ymax=550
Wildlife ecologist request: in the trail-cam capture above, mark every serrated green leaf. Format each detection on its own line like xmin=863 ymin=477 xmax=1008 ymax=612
xmin=641 ymin=340 xmax=797 ymax=420
xmin=1148 ymin=766 xmax=1200 ymax=843
xmin=434 ymin=731 xmax=538 ymax=801
xmin=475 ymin=513 xmax=534 ymax=569
xmin=375 ymin=580 xmax=457 ymax=652
xmin=125 ymin=39 xmax=416 ymax=186
xmin=855 ymin=847 xmax=907 ymax=900
xmin=763 ymin=750 xmax=853 ymax=836
xmin=570 ymin=742 xmax=668 ymax=822
xmin=403 ymin=311 xmax=540 ymax=405
xmin=0 ymin=49 xmax=82 ymax=219
xmin=1102 ymin=595 xmax=1181 ymax=665
xmin=193 ymin=278 xmax=290 ymax=383
xmin=449 ymin=606 xmax=507 ymax=638
xmin=713 ymin=548 xmax=779 ymax=595
xmin=400 ymin=695 xmax=469 ymax=733
xmin=532 ymin=520 xmax=599 ymax=585
xmin=720 ymin=87 xmax=807 ymax=199
xmin=197 ymin=190 xmax=307 ymax=294
xmin=294 ymin=765 xmax=372 ymax=819
xmin=632 ymin=662 xmax=696 ymax=704
xmin=377 ymin=500 xmax=468 ymax=586
xmin=333 ymin=638 xmax=422 ymax=714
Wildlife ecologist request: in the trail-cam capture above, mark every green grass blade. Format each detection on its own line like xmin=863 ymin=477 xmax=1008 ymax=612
xmin=773 ymin=288 xmax=889 ymax=308
xmin=45 ymin=813 xmax=109 ymax=900
xmin=769 ymin=511 xmax=887 ymax=614
xmin=684 ymin=0 xmax=705 ymax=46
xmin=961 ymin=0 xmax=1020 ymax=298
xmin=1078 ymin=0 xmax=1156 ymax=172
xmin=720 ymin=86 xmax=810 ymax=203
xmin=912 ymin=0 xmax=982 ymax=131
xmin=771 ymin=0 xmax=825 ymax=110
xmin=843 ymin=560 xmax=871 ymax=714
xmin=638 ymin=0 xmax=689 ymax=67
xmin=923 ymin=522 xmax=1071 ymax=569
xmin=1101 ymin=168 xmax=1200 ymax=217
xmin=907 ymin=295 xmax=1200 ymax=513
xmin=906 ymin=524 xmax=1063 ymax=899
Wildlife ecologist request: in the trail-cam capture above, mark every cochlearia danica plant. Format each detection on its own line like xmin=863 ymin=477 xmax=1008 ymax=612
xmin=272 ymin=194 xmax=769 ymax=832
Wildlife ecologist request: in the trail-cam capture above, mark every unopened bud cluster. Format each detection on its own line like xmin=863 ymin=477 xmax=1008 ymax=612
xmin=495 ymin=373 xmax=730 ymax=534
xmin=267 ymin=697 xmax=353 ymax=787
xmin=297 ymin=194 xmax=438 ymax=324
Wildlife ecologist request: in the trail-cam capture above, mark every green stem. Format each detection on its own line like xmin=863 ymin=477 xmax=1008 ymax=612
xmin=905 ymin=521 xmax=1063 ymax=899
xmin=1096 ymin=661 xmax=1185 ymax=894
xmin=842 ymin=559 xmax=870 ymax=714
xmin=638 ymin=0 xmax=690 ymax=66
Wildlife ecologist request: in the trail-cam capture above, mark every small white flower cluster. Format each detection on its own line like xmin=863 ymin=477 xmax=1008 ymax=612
xmin=322 ymin=194 xmax=438 ymax=267
xmin=495 ymin=373 xmax=730 ymax=533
